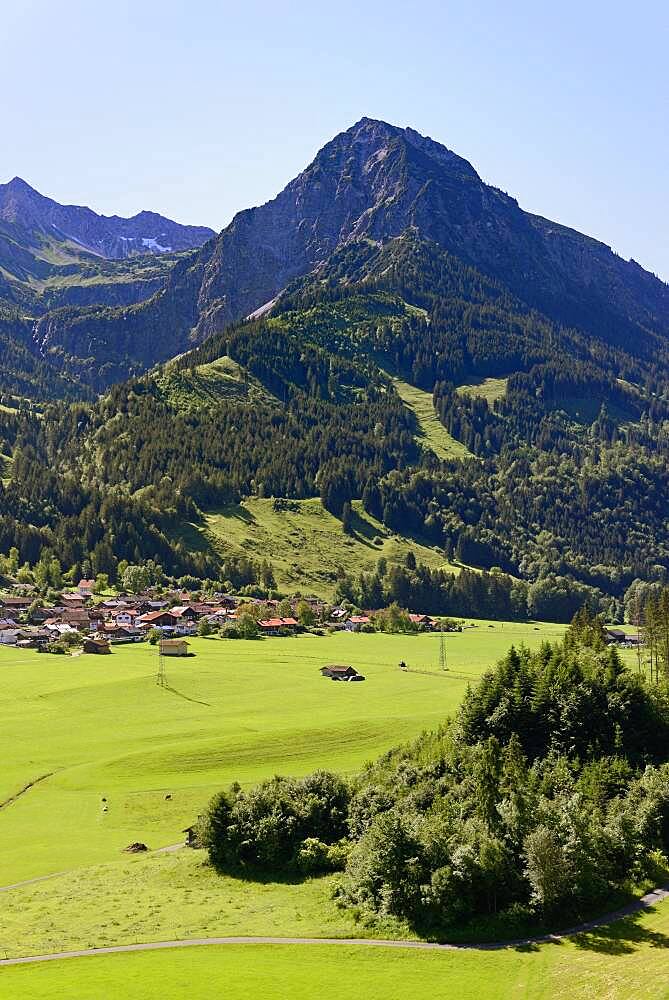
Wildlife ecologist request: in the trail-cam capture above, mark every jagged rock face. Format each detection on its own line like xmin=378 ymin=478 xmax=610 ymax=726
xmin=0 ymin=177 xmax=215 ymax=259
xmin=197 ymin=118 xmax=668 ymax=339
xmin=41 ymin=277 xmax=166 ymax=311
xmin=197 ymin=119 xmax=489 ymax=327
xmin=23 ymin=118 xmax=669 ymax=387
xmin=32 ymin=243 xmax=215 ymax=390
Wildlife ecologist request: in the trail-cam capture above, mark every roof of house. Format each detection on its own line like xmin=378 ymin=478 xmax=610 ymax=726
xmin=322 ymin=664 xmax=358 ymax=673
xmin=78 ymin=579 xmax=95 ymax=588
xmin=258 ymin=617 xmax=299 ymax=627
xmin=138 ymin=610 xmax=177 ymax=623
xmin=159 ymin=638 xmax=190 ymax=647
xmin=348 ymin=616 xmax=370 ymax=624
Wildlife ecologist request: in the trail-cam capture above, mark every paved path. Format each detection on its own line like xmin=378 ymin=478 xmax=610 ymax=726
xmin=1 ymin=883 xmax=667 ymax=967
xmin=0 ymin=871 xmax=69 ymax=894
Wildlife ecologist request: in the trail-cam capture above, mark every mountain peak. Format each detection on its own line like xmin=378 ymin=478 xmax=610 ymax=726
xmin=5 ymin=176 xmax=35 ymax=191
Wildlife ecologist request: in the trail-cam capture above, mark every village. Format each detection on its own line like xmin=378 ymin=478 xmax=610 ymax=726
xmin=0 ymin=576 xmax=645 ymax=658
xmin=0 ymin=577 xmax=452 ymax=655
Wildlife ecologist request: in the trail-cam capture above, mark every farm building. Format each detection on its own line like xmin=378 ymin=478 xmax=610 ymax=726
xmin=83 ymin=637 xmax=111 ymax=655
xmin=409 ymin=613 xmax=437 ymax=630
xmin=344 ymin=616 xmax=371 ymax=632
xmin=320 ymin=664 xmax=364 ymax=681
xmin=183 ymin=825 xmax=201 ymax=848
xmin=137 ymin=610 xmax=180 ymax=628
xmin=257 ymin=617 xmax=300 ymax=635
xmin=159 ymin=638 xmax=190 ymax=657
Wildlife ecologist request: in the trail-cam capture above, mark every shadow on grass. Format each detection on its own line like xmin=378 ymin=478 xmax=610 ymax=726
xmin=208 ymin=858 xmax=310 ymax=887
xmin=571 ymin=908 xmax=669 ymax=955
xmin=213 ymin=503 xmax=256 ymax=526
xmin=163 ymin=683 xmax=211 ymax=707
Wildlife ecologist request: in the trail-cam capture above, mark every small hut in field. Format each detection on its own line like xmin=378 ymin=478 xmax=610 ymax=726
xmin=83 ymin=637 xmax=111 ymax=655
xmin=159 ymin=638 xmax=190 ymax=657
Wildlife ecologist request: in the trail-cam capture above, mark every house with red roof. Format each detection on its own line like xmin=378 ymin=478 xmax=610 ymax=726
xmin=257 ymin=617 xmax=300 ymax=636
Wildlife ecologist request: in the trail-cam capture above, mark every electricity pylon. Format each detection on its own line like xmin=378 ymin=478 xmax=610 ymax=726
xmin=439 ymin=624 xmax=447 ymax=671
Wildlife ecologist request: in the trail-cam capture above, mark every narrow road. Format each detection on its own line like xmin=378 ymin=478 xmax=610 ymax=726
xmin=1 ymin=883 xmax=667 ymax=967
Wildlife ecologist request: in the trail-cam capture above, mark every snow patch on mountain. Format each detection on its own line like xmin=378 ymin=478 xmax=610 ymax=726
xmin=141 ymin=237 xmax=173 ymax=253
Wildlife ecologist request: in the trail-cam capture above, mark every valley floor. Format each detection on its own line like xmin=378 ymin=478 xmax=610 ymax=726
xmin=3 ymin=622 xmax=666 ymax=998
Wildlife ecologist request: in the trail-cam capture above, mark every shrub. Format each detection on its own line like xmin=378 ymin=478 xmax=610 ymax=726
xmin=199 ymin=771 xmax=351 ymax=874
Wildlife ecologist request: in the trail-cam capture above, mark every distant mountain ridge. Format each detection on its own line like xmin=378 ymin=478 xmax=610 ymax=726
xmin=0 ymin=176 xmax=216 ymax=342
xmin=29 ymin=117 xmax=667 ymax=388
xmin=0 ymin=176 xmax=215 ymax=259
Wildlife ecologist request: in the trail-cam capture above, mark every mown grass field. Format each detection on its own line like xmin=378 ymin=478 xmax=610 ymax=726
xmin=5 ymin=899 xmax=669 ymax=1000
xmin=200 ymin=497 xmax=462 ymax=596
xmin=0 ymin=624 xmax=562 ymax=887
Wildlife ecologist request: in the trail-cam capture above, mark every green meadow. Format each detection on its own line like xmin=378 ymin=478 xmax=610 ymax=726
xmin=200 ymin=497 xmax=462 ymax=597
xmin=0 ymin=625 xmax=562 ymax=886
xmin=391 ymin=376 xmax=472 ymax=460
xmin=3 ymin=620 xmax=668 ymax=999
xmin=4 ymin=902 xmax=669 ymax=1000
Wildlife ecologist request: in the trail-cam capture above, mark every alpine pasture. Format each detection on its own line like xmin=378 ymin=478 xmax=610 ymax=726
xmin=4 ymin=620 xmax=669 ymax=1000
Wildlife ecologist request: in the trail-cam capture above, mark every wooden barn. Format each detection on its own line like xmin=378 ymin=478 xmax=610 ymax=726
xmin=83 ymin=637 xmax=111 ymax=655
xmin=159 ymin=638 xmax=190 ymax=657
xmin=320 ymin=664 xmax=363 ymax=681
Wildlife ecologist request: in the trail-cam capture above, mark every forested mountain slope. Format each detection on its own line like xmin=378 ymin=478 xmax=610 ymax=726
xmin=3 ymin=232 xmax=669 ymax=614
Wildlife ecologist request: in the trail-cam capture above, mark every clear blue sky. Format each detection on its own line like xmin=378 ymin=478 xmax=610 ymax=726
xmin=3 ymin=0 xmax=667 ymax=279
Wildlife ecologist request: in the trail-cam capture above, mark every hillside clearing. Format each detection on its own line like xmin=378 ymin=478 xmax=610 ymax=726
xmin=457 ymin=376 xmax=509 ymax=404
xmin=199 ymin=497 xmax=460 ymax=597
xmin=391 ymin=377 xmax=472 ymax=460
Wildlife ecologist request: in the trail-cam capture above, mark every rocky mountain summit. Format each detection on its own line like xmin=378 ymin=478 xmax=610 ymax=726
xmin=14 ymin=118 xmax=669 ymax=387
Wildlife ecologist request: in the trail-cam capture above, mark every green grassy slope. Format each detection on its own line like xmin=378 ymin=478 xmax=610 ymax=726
xmin=391 ymin=377 xmax=472 ymax=460
xmin=153 ymin=356 xmax=275 ymax=412
xmin=5 ymin=902 xmax=669 ymax=1000
xmin=198 ymin=497 xmax=460 ymax=596
xmin=0 ymin=625 xmax=563 ymax=886
xmin=457 ymin=376 xmax=510 ymax=404
xmin=0 ymin=851 xmax=373 ymax=958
